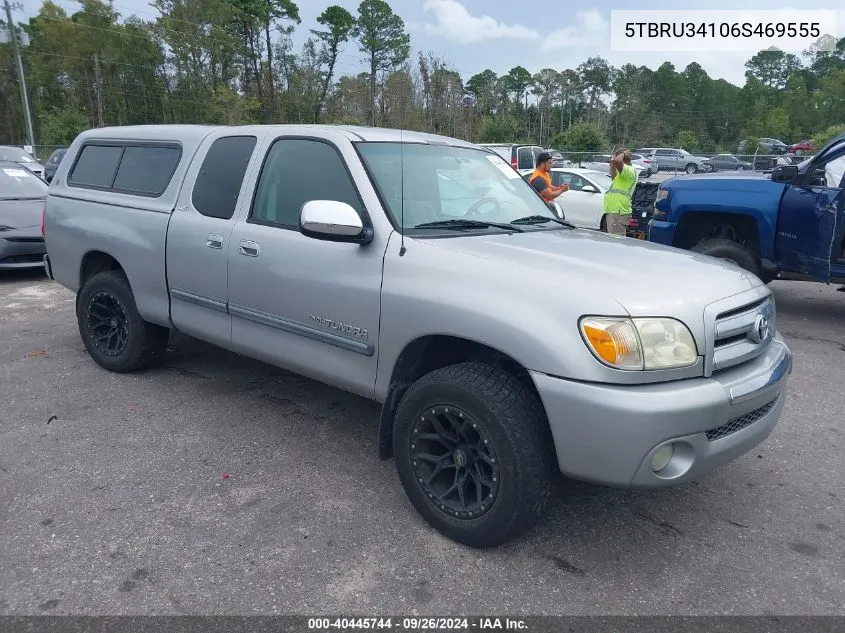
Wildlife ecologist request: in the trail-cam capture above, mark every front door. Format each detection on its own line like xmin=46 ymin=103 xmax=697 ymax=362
xmin=775 ymin=139 xmax=845 ymax=283
xmin=552 ymin=172 xmax=602 ymax=228
xmin=165 ymin=131 xmax=262 ymax=349
xmin=226 ymin=133 xmax=387 ymax=399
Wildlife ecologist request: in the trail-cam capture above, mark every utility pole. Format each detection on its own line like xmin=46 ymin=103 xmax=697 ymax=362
xmin=3 ymin=0 xmax=36 ymax=155
xmin=94 ymin=53 xmax=104 ymax=126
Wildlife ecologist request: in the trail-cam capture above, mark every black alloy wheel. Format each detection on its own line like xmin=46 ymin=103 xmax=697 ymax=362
xmin=86 ymin=291 xmax=129 ymax=357
xmin=409 ymin=405 xmax=499 ymax=520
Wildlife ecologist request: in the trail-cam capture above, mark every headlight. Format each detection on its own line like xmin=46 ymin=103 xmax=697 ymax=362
xmin=580 ymin=317 xmax=698 ymax=370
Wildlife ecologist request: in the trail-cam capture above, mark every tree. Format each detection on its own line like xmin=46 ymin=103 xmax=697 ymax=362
xmin=744 ymin=50 xmax=802 ymax=90
xmin=311 ymin=5 xmax=355 ymax=122
xmin=351 ymin=0 xmax=410 ymax=126
xmin=501 ymin=66 xmax=532 ymax=109
xmin=552 ymin=122 xmax=606 ymax=154
xmin=577 ymin=56 xmax=612 ymax=118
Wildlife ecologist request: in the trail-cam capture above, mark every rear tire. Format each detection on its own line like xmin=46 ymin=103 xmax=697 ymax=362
xmin=392 ymin=362 xmax=558 ymax=548
xmin=77 ymin=270 xmax=170 ymax=373
xmin=691 ymin=238 xmax=761 ymax=278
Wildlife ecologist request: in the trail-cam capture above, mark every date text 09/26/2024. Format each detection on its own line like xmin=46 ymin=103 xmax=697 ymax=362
xmin=307 ymin=618 xmax=528 ymax=631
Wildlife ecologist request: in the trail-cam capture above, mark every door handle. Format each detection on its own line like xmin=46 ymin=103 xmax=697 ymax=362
xmin=239 ymin=240 xmax=260 ymax=257
xmin=207 ymin=234 xmax=223 ymax=249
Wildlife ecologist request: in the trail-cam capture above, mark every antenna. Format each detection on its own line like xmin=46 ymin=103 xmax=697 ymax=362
xmin=398 ymin=83 xmax=406 ymax=257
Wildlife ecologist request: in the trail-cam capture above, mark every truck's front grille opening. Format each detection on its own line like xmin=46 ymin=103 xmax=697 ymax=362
xmin=710 ymin=296 xmax=775 ymax=373
xmin=706 ymin=395 xmax=780 ymax=441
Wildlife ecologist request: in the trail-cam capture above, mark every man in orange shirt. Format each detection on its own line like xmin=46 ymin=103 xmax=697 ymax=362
xmin=527 ymin=152 xmax=568 ymax=202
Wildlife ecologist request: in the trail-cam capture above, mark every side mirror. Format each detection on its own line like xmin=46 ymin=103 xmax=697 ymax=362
xmin=299 ymin=200 xmax=373 ymax=244
xmin=581 ymin=184 xmax=599 ymax=193
xmin=771 ymin=165 xmax=798 ymax=183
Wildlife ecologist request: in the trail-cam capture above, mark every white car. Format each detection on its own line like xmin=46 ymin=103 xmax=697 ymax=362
xmin=579 ymin=154 xmax=648 ymax=178
xmin=540 ymin=167 xmax=626 ymax=230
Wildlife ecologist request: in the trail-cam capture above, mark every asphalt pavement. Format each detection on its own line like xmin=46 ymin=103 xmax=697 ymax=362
xmin=1 ymin=269 xmax=843 ymax=615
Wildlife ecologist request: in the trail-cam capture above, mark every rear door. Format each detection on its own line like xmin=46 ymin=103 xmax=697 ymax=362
xmin=165 ymin=130 xmax=264 ymax=349
xmin=774 ymin=139 xmax=845 ymax=283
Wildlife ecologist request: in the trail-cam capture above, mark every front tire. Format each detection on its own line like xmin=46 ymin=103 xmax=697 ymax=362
xmin=691 ymin=238 xmax=761 ymax=278
xmin=392 ymin=362 xmax=558 ymax=548
xmin=77 ymin=270 xmax=170 ymax=373
xmin=685 ymin=163 xmax=698 ymax=174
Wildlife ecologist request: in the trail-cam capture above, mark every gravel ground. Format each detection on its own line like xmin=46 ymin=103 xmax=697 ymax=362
xmin=1 ymin=270 xmax=843 ymax=616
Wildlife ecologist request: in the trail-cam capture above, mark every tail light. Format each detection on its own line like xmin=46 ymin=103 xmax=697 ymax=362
xmin=41 ymin=205 xmax=46 ymax=240
xmin=511 ymin=155 xmax=518 ymax=169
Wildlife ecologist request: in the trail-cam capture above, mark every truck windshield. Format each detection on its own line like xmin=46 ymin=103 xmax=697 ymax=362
xmin=356 ymin=142 xmax=556 ymax=233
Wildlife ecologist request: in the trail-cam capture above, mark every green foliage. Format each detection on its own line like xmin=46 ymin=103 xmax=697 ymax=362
xmin=39 ymin=108 xmax=90 ymax=146
xmin=481 ymin=116 xmax=519 ymax=143
xmin=2 ymin=1 xmax=844 ymax=154
xmin=553 ymin=122 xmax=606 ymax=152
xmin=812 ymin=124 xmax=845 ymax=149
xmin=676 ymin=130 xmax=697 ymax=151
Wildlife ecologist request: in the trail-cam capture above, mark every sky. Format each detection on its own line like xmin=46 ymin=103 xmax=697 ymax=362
xmin=13 ymin=0 xmax=845 ymax=88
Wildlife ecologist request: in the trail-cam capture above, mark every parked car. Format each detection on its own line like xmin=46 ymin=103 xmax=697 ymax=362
xmin=631 ymin=153 xmax=658 ymax=177
xmin=45 ymin=124 xmax=791 ymax=548
xmin=648 ymin=133 xmax=845 ymax=285
xmin=635 ymin=148 xmax=708 ymax=174
xmin=544 ymin=150 xmax=571 ymax=168
xmin=522 ymin=167 xmax=610 ymax=229
xmin=43 ymin=147 xmax=68 ymax=183
xmin=789 ymin=140 xmax=815 ymax=153
xmin=0 ymin=160 xmax=48 ymax=270
xmin=759 ymin=137 xmax=789 ymax=155
xmin=478 ymin=143 xmax=545 ymax=175
xmin=579 ymin=154 xmax=647 ymax=178
xmin=0 ymin=145 xmax=45 ymax=179
xmin=704 ymin=154 xmax=754 ymax=171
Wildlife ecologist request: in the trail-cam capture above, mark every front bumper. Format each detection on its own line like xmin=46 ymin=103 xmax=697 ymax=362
xmin=646 ymin=219 xmax=676 ymax=244
xmin=530 ymin=335 xmax=792 ymax=488
xmin=0 ymin=235 xmax=47 ymax=269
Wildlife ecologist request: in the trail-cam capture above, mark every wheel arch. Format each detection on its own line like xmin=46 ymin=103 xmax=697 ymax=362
xmin=673 ymin=209 xmax=764 ymax=258
xmin=80 ymin=249 xmax=125 ymax=288
xmin=377 ymin=335 xmax=545 ymax=460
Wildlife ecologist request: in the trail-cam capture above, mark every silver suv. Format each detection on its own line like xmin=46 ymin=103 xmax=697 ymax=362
xmin=636 ymin=147 xmax=710 ymax=174
xmin=43 ymin=124 xmax=791 ymax=547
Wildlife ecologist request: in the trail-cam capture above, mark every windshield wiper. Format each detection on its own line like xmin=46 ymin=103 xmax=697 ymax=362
xmin=413 ymin=219 xmax=524 ymax=232
xmin=510 ymin=215 xmax=576 ymax=229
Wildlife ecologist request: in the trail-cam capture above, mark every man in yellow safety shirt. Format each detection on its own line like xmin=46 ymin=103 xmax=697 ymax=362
xmin=603 ymin=148 xmax=637 ymax=236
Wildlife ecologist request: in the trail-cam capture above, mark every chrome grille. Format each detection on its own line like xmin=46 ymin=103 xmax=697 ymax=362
xmin=706 ymin=395 xmax=779 ymax=441
xmin=711 ymin=295 xmax=775 ymax=373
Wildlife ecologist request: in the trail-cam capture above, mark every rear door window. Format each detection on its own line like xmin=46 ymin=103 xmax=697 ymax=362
xmin=192 ymin=136 xmax=257 ymax=220
xmin=517 ymin=147 xmax=534 ymax=170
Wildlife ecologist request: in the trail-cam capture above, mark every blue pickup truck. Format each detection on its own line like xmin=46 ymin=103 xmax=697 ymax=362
xmin=648 ymin=134 xmax=845 ymax=285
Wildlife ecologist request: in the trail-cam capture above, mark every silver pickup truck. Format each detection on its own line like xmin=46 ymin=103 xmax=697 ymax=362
xmin=43 ymin=124 xmax=792 ymax=548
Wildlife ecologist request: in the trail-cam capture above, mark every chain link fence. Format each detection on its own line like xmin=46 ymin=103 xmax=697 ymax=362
xmin=549 ymin=150 xmax=809 ymax=177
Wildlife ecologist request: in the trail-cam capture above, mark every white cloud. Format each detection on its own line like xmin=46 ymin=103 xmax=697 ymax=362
xmin=543 ymin=10 xmax=609 ymax=50
xmin=422 ymin=0 xmax=540 ymax=44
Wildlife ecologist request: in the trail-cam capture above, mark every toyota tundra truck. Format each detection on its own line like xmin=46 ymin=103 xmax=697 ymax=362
xmin=648 ymin=134 xmax=845 ymax=285
xmin=43 ymin=124 xmax=792 ymax=548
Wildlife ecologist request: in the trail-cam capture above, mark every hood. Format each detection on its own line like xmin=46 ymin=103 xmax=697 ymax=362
xmin=421 ymin=228 xmax=763 ymax=315
xmin=0 ymin=198 xmax=45 ymax=230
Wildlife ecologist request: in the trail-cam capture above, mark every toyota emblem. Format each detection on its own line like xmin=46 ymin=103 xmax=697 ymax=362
xmin=751 ymin=315 xmax=770 ymax=344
